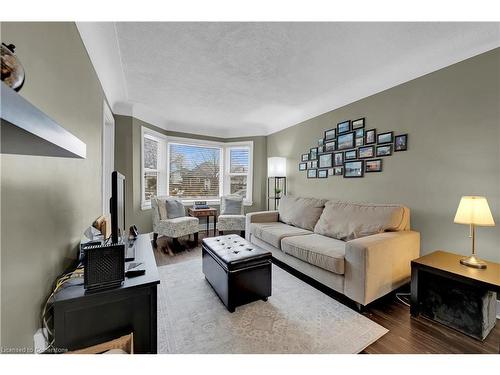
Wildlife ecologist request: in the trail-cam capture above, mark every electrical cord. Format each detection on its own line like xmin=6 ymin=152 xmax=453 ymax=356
xmin=395 ymin=292 xmax=411 ymax=307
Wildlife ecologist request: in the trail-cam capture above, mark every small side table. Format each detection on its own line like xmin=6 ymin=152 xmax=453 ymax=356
xmin=411 ymin=250 xmax=500 ymax=340
xmin=188 ymin=207 xmax=217 ymax=237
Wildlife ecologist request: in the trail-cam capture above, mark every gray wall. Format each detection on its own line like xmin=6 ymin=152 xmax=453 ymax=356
xmin=114 ymin=115 xmax=267 ymax=233
xmin=267 ymin=48 xmax=500 ymax=263
xmin=0 ymin=22 xmax=105 ymax=349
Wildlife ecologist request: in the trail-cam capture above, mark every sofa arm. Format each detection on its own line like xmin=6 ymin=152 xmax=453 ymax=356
xmin=344 ymin=231 xmax=420 ymax=306
xmin=245 ymin=211 xmax=279 ymax=240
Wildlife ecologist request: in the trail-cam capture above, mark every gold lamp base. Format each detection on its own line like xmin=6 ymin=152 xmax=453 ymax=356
xmin=460 ymin=255 xmax=487 ymax=269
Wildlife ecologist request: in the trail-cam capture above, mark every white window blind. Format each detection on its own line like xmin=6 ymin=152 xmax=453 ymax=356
xmin=143 ymin=136 xmax=159 ymax=201
xmin=168 ymin=143 xmax=222 ymax=200
xmin=227 ymin=148 xmax=250 ymax=199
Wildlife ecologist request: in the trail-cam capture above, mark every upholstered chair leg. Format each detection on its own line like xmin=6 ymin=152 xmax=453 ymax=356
xmin=194 ymin=232 xmax=199 ymax=244
xmin=219 ymin=230 xmax=223 ymax=235
xmin=241 ymin=230 xmax=245 ymax=238
xmin=153 ymin=233 xmax=158 ymax=247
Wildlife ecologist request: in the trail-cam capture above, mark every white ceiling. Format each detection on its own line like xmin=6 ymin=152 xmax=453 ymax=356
xmin=77 ymin=22 xmax=500 ymax=138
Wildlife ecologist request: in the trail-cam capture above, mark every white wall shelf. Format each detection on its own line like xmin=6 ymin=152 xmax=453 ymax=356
xmin=0 ymin=82 xmax=86 ymax=158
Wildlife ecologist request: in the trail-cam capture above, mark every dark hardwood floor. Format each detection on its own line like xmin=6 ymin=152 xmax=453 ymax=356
xmin=152 ymin=231 xmax=500 ymax=354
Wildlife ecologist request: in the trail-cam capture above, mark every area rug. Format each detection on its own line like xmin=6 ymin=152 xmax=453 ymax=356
xmin=157 ymin=259 xmax=388 ymax=353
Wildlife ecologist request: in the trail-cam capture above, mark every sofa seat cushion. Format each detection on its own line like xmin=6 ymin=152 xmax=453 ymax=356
xmin=250 ymin=222 xmax=312 ymax=249
xmin=314 ymin=201 xmax=410 ymax=241
xmin=281 ymin=234 xmax=346 ymax=275
xmin=278 ymin=196 xmax=327 ymax=231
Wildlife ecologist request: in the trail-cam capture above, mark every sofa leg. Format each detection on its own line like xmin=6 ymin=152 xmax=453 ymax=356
xmin=152 ymin=233 xmax=158 ymax=248
xmin=354 ymin=302 xmax=365 ymax=313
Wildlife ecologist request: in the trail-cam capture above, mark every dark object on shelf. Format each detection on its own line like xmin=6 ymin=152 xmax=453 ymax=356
xmin=267 ymin=176 xmax=286 ymax=210
xmin=111 ymin=171 xmax=126 ymax=244
xmin=188 ymin=207 xmax=217 ymax=237
xmin=83 ymin=243 xmax=125 ymax=292
xmin=411 ymin=250 xmax=500 ymax=341
xmin=125 ymin=262 xmax=146 ymax=278
xmin=53 ymin=234 xmax=160 ymax=353
xmin=1 ymin=43 xmax=25 ymax=91
xmin=0 ymin=82 xmax=86 ymax=158
xmin=202 ymin=235 xmax=272 ymax=312
xmin=129 ymin=224 xmax=139 ymax=241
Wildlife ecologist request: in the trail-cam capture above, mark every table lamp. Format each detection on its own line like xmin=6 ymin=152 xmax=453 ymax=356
xmin=454 ymin=196 xmax=495 ymax=269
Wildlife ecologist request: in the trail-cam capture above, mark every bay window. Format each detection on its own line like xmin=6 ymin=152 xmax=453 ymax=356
xmin=141 ymin=127 xmax=253 ymax=209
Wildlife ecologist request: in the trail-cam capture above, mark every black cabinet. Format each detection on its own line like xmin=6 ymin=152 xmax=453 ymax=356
xmin=53 ymin=234 xmax=160 ymax=353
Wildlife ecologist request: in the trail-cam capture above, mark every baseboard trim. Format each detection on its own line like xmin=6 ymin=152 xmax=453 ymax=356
xmin=497 ymin=300 xmax=500 ymax=320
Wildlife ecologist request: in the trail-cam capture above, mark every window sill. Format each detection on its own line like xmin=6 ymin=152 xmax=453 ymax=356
xmin=141 ymin=199 xmax=253 ymax=211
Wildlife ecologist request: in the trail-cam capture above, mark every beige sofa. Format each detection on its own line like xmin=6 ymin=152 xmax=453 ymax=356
xmin=245 ymin=196 xmax=420 ymax=307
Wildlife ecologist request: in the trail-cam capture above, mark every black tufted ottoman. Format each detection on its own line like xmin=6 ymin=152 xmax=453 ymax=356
xmin=202 ymin=234 xmax=272 ymax=312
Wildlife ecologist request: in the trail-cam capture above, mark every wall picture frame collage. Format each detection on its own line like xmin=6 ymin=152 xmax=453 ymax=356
xmin=298 ymin=117 xmax=408 ymax=179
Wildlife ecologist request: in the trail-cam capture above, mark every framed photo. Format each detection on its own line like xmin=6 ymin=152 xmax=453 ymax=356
xmin=318 ymin=138 xmax=324 ymax=146
xmin=337 ymin=120 xmax=351 ymax=134
xmin=365 ymin=159 xmax=382 ymax=172
xmin=324 ymin=128 xmax=336 ymax=141
xmin=337 ymin=132 xmax=354 ymax=150
xmin=299 ymin=162 xmax=307 ymax=171
xmin=394 ymin=134 xmax=408 ymax=151
xmin=355 ymin=137 xmax=364 ymax=147
xmin=333 ymin=152 xmax=344 ymax=167
xmin=319 ymin=153 xmax=333 ymax=168
xmin=301 ymin=153 xmax=309 ymax=162
xmin=318 ymin=169 xmax=328 ymax=178
xmin=344 ymin=150 xmax=357 ymax=160
xmin=376 ymin=145 xmax=392 ymax=157
xmin=377 ymin=131 xmax=394 ymax=144
xmin=307 ymin=160 xmax=318 ymax=169
xmin=328 ymin=168 xmax=334 ymax=176
xmin=365 ymin=129 xmax=376 ymax=145
xmin=334 ymin=167 xmax=343 ymax=176
xmin=309 ymin=147 xmax=318 ymax=160
xmin=358 ymin=145 xmax=375 ymax=159
xmin=318 ymin=145 xmax=325 ymax=153
xmin=354 ymin=128 xmax=364 ymax=138
xmin=324 ymin=140 xmax=336 ymax=152
xmin=307 ymin=169 xmax=317 ymax=178
xmin=352 ymin=117 xmax=365 ymax=129
xmin=344 ymin=160 xmax=364 ymax=178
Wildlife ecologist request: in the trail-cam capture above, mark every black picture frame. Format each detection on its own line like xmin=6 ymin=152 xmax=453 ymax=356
xmin=337 ymin=132 xmax=354 ymax=150
xmin=301 ymin=153 xmax=309 ymax=162
xmin=328 ymin=168 xmax=334 ymax=176
xmin=352 ymin=117 xmax=365 ymax=129
xmin=307 ymin=160 xmax=318 ymax=169
xmin=376 ymin=144 xmax=392 ymax=157
xmin=343 ymin=160 xmax=364 ymax=178
xmin=358 ymin=145 xmax=375 ymax=159
xmin=333 ymin=152 xmax=344 ymax=167
xmin=333 ymin=167 xmax=343 ymax=176
xmin=324 ymin=128 xmax=336 ymax=141
xmin=318 ymin=138 xmax=324 ymax=146
xmin=377 ymin=131 xmax=394 ymax=144
xmin=365 ymin=128 xmax=376 ymax=145
xmin=318 ymin=145 xmax=325 ymax=153
xmin=365 ymin=159 xmax=383 ymax=172
xmin=319 ymin=153 xmax=333 ymax=168
xmin=299 ymin=162 xmax=307 ymax=171
xmin=354 ymin=128 xmax=364 ymax=138
xmin=355 ymin=137 xmax=364 ymax=147
xmin=318 ymin=169 xmax=328 ymax=178
xmin=394 ymin=134 xmax=408 ymax=151
xmin=324 ymin=140 xmax=336 ymax=152
xmin=309 ymin=147 xmax=318 ymax=160
xmin=337 ymin=120 xmax=351 ymax=134
xmin=344 ymin=150 xmax=357 ymax=160
xmin=307 ymin=169 xmax=317 ymax=178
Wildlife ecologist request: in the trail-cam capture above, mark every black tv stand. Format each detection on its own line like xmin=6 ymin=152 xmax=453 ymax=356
xmin=53 ymin=234 xmax=159 ymax=353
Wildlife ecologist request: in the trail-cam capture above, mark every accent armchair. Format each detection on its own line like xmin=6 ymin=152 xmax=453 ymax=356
xmin=216 ymin=195 xmax=246 ymax=237
xmin=151 ymin=196 xmax=199 ymax=255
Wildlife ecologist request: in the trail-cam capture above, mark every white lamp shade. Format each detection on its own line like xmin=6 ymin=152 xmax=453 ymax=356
xmin=454 ymin=196 xmax=495 ymax=226
xmin=267 ymin=157 xmax=287 ymax=177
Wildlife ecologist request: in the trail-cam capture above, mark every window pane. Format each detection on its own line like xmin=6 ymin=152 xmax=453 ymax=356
xmin=144 ymin=171 xmax=157 ymax=201
xmin=144 ymin=138 xmax=158 ymax=169
xmin=169 ymin=144 xmax=220 ymax=200
xmin=230 ymin=176 xmax=247 ymax=198
xmin=230 ymin=148 xmax=249 ymax=173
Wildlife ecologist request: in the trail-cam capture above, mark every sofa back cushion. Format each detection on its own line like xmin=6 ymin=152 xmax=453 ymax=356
xmin=278 ymin=196 xmax=327 ymax=231
xmin=314 ymin=201 xmax=410 ymax=241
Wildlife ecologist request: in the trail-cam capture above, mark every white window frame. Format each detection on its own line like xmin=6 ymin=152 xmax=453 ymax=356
xmin=102 ymin=101 xmax=115 ymax=216
xmin=140 ymin=127 xmax=253 ymax=209
xmin=224 ymin=142 xmax=253 ymax=206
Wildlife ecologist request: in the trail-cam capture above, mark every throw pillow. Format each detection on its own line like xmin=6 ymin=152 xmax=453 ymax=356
xmin=222 ymin=196 xmax=243 ymax=215
xmin=165 ymin=198 xmax=185 ymax=219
